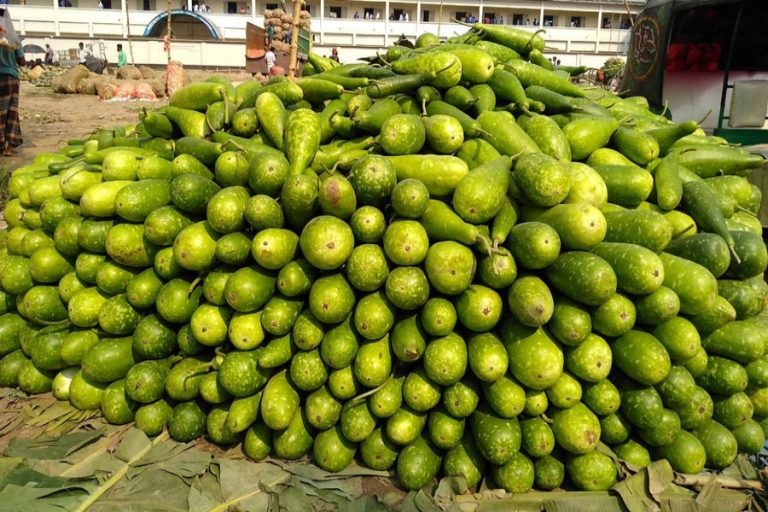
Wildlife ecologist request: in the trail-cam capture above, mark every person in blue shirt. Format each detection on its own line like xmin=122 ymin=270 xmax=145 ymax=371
xmin=0 ymin=42 xmax=24 ymax=156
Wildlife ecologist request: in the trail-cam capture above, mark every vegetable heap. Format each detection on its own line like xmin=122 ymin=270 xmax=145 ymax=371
xmin=1 ymin=23 xmax=768 ymax=494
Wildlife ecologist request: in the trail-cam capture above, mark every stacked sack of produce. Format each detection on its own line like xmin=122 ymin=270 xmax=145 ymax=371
xmin=263 ymin=8 xmax=310 ymax=53
xmin=1 ymin=23 xmax=767 ymax=494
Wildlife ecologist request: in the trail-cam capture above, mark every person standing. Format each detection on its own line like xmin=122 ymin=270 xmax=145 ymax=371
xmin=266 ymin=23 xmax=274 ymax=45
xmin=0 ymin=15 xmax=24 ymax=156
xmin=44 ymin=44 xmax=54 ymax=65
xmin=77 ymin=42 xmax=91 ymax=64
xmin=116 ymin=43 xmax=126 ymax=67
xmin=265 ymin=45 xmax=275 ymax=75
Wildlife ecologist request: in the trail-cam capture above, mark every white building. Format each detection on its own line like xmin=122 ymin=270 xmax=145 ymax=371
xmin=13 ymin=0 xmax=646 ymax=68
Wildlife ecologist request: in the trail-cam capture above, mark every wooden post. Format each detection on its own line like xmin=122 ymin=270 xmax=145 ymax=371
xmin=623 ymin=0 xmax=634 ymax=27
xmin=125 ymin=2 xmax=135 ymax=64
xmin=438 ymin=0 xmax=443 ymax=38
xmin=288 ymin=0 xmax=301 ymax=79
xmin=166 ymin=0 xmax=172 ymax=61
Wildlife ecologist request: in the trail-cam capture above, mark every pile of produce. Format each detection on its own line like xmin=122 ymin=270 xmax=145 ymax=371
xmin=601 ymin=57 xmax=626 ymax=83
xmin=263 ymin=8 xmax=310 ymax=53
xmin=1 ymin=22 xmax=768 ymax=495
xmin=20 ymin=65 xmax=70 ymax=88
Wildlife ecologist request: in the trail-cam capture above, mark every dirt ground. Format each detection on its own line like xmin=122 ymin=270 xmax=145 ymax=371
xmin=10 ymin=81 xmax=158 ymax=168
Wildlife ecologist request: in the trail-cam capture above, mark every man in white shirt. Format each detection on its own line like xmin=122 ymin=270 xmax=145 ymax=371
xmin=404 ymin=12 xmax=409 ymax=22
xmin=77 ymin=42 xmax=91 ymax=64
xmin=44 ymin=44 xmax=55 ymax=65
xmin=265 ymin=46 xmax=276 ymax=75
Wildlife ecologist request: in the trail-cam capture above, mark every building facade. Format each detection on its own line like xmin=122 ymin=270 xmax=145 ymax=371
xmin=13 ymin=0 xmax=646 ymax=67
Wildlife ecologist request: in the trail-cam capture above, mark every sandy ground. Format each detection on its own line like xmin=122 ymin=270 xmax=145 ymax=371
xmin=0 ymin=83 xmax=165 ymax=227
xmin=10 ymin=81 xmax=157 ymax=167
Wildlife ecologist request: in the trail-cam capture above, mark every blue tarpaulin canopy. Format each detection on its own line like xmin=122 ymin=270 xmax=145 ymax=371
xmin=143 ymin=9 xmax=221 ymax=39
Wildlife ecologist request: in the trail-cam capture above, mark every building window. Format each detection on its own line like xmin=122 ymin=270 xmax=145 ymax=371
xmin=543 ymin=15 xmax=555 ymax=27
xmin=266 ymin=3 xmax=278 ymax=9
xmin=512 ymin=14 xmax=523 ymax=25
xmin=364 ymin=7 xmax=373 ymax=18
xmin=422 ymin=10 xmax=429 ymax=22
xmin=227 ymin=1 xmax=237 ymax=13
xmin=329 ymin=6 xmax=341 ymax=18
xmin=570 ymin=16 xmax=582 ymax=27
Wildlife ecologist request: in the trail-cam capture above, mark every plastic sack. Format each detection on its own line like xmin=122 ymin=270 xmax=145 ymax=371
xmin=0 ymin=8 xmax=20 ymax=50
xmin=110 ymin=81 xmax=137 ymax=101
xmin=166 ymin=60 xmax=185 ymax=97
xmin=729 ymin=80 xmax=768 ymax=128
xmin=96 ymin=81 xmax=118 ymax=100
xmin=135 ymin=82 xmax=157 ymax=101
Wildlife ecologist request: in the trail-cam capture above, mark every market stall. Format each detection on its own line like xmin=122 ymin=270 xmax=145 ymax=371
xmin=1 ymin=16 xmax=768 ymax=511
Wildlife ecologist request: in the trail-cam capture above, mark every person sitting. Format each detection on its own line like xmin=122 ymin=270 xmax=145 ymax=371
xmin=353 ymin=10 xmax=359 ymax=19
